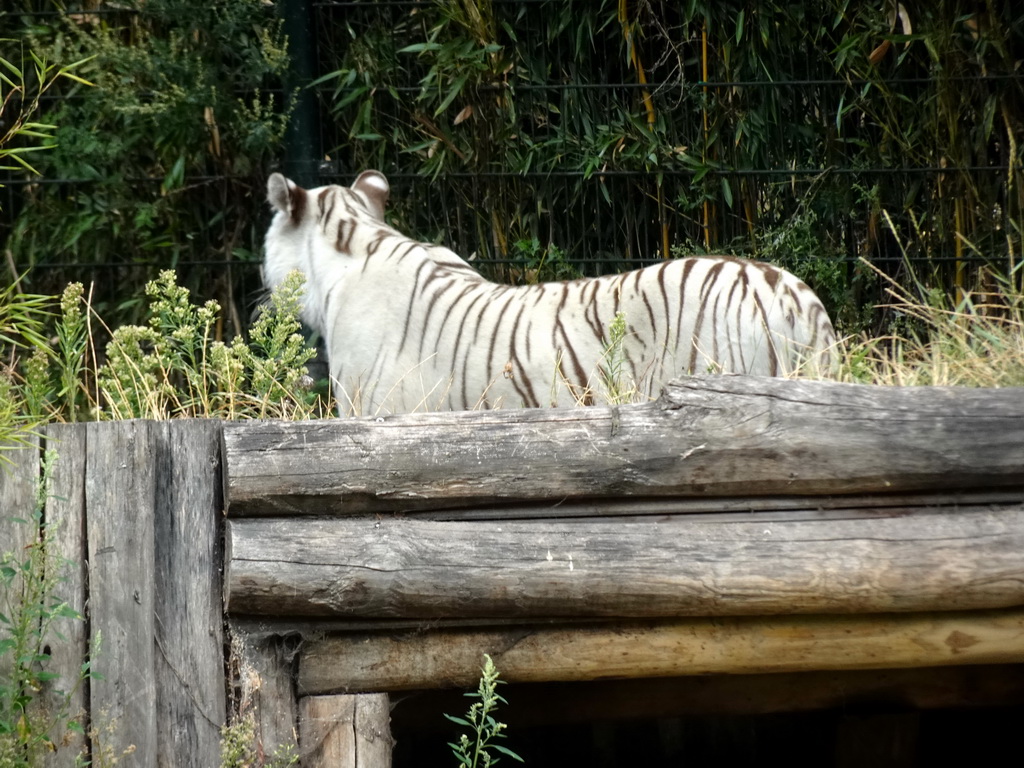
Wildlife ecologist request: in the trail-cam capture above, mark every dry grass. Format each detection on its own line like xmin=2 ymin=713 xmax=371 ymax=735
xmin=837 ymin=262 xmax=1024 ymax=388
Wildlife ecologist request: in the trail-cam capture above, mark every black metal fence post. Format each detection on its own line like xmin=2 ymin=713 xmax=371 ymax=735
xmin=280 ymin=0 xmax=320 ymax=188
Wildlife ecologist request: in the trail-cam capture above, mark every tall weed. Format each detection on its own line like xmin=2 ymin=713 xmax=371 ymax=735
xmin=0 ymin=451 xmax=99 ymax=767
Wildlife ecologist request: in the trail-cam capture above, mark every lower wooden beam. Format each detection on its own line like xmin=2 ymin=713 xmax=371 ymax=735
xmin=298 ymin=608 xmax=1024 ymax=694
xmin=299 ymin=694 xmax=394 ymax=768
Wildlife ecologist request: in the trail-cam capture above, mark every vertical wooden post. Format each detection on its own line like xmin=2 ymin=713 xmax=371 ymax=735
xmin=153 ymin=421 xmax=226 ymax=767
xmin=0 ymin=435 xmax=41 ymax=732
xmin=42 ymin=424 xmax=88 ymax=768
xmin=233 ymin=632 xmax=301 ymax=761
xmin=87 ymin=420 xmax=158 ymax=765
xmin=0 ymin=433 xmax=39 ymax=558
xmin=299 ymin=694 xmax=394 ymax=768
xmin=86 ymin=420 xmax=227 ymax=767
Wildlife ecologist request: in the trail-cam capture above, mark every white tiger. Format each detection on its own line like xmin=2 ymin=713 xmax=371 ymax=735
xmin=263 ymin=170 xmax=836 ymax=416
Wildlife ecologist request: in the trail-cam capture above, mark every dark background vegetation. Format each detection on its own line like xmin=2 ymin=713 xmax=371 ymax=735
xmin=2 ymin=0 xmax=1022 ymax=337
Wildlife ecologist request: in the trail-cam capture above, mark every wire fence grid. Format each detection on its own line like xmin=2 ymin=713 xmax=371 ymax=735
xmin=2 ymin=0 xmax=1022 ymax=337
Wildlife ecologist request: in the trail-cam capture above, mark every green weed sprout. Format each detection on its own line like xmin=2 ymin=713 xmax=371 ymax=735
xmin=600 ymin=311 xmax=633 ymax=405
xmin=445 ymin=654 xmax=523 ymax=768
xmin=0 ymin=450 xmax=99 ymax=766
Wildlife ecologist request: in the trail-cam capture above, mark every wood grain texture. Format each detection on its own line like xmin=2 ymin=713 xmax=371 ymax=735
xmin=222 ymin=376 xmax=1024 ymax=516
xmin=299 ymin=609 xmax=1024 ymax=693
xmin=41 ymin=424 xmax=88 ymax=768
xmin=0 ymin=433 xmax=39 ymax=560
xmin=0 ymin=435 xmax=40 ymax=736
xmin=299 ymin=694 xmax=393 ymax=768
xmin=86 ymin=420 xmax=157 ymax=766
xmin=153 ymin=420 xmax=226 ymax=768
xmin=225 ymin=506 xmax=1024 ymax=619
xmin=232 ymin=631 xmax=300 ymax=761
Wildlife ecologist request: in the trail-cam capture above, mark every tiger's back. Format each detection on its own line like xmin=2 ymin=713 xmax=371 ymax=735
xmin=263 ymin=171 xmax=836 ymax=415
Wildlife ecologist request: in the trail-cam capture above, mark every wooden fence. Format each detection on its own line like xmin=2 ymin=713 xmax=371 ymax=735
xmin=1 ymin=375 xmax=1023 ymax=767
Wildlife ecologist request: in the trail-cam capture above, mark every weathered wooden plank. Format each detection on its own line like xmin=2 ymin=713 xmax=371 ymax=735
xmin=153 ymin=420 xmax=226 ymax=768
xmin=225 ymin=506 xmax=1024 ymax=619
xmin=300 ymin=696 xmax=356 ymax=767
xmin=299 ymin=694 xmax=394 ymax=768
xmin=41 ymin=424 xmax=88 ymax=768
xmin=86 ymin=420 xmax=157 ymax=766
xmin=299 ymin=609 xmax=1024 ymax=694
xmin=0 ymin=433 xmax=39 ymax=563
xmin=231 ymin=631 xmax=300 ymax=761
xmin=222 ymin=376 xmax=1024 ymax=516
xmin=0 ymin=435 xmax=41 ymax=745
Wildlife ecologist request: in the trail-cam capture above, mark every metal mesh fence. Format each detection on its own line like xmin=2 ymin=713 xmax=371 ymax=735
xmin=3 ymin=0 xmax=1022 ymax=336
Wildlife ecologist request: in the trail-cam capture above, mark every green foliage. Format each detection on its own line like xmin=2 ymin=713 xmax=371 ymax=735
xmin=0 ymin=268 xmax=320 ymax=430
xmin=219 ymin=711 xmax=297 ymax=768
xmin=0 ymin=451 xmax=99 ymax=768
xmin=319 ymin=0 xmax=678 ymax=261
xmin=55 ymin=284 xmax=89 ymax=423
xmin=600 ymin=311 xmax=633 ymax=405
xmin=0 ymin=39 xmax=93 ymax=187
xmin=510 ymin=238 xmax=580 ymax=283
xmin=0 ymin=282 xmax=51 ymax=457
xmin=445 ymin=655 xmax=523 ymax=768
xmin=95 ymin=269 xmax=318 ymax=420
xmin=749 ymin=204 xmax=863 ymax=335
xmin=315 ymin=0 xmax=1022 ymax=333
xmin=3 ymin=0 xmax=290 ymax=331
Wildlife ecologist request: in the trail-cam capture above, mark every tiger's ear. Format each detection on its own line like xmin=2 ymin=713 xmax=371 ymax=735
xmin=352 ymin=170 xmax=389 ymax=219
xmin=267 ymin=173 xmax=306 ymax=222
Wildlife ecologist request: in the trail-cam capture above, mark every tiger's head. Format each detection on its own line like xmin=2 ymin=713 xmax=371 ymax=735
xmin=262 ymin=170 xmax=391 ymax=333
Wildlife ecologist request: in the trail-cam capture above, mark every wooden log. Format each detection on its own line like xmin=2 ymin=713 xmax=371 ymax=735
xmin=153 ymin=421 xmax=226 ymax=767
xmin=298 ymin=609 xmax=1024 ymax=694
xmin=87 ymin=420 xmax=158 ymax=765
xmin=299 ymin=695 xmax=394 ymax=768
xmin=231 ymin=631 xmax=300 ymax=762
xmin=221 ymin=376 xmax=1024 ymax=516
xmin=225 ymin=506 xmax=1024 ymax=619
xmin=41 ymin=424 xmax=88 ymax=768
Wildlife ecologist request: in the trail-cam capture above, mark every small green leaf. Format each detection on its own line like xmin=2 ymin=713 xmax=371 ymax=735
xmin=721 ymin=177 xmax=734 ymax=208
xmin=492 ymin=744 xmax=525 ymax=762
xmin=0 ymin=56 xmax=23 ymax=79
xmin=398 ymin=42 xmax=442 ymax=54
xmin=59 ymin=72 xmax=95 ymax=86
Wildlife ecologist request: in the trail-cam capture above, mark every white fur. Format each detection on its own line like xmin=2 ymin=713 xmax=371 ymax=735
xmin=264 ymin=172 xmax=836 ymax=416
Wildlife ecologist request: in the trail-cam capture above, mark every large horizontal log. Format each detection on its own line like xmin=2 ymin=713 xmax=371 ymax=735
xmin=225 ymin=506 xmax=1024 ymax=619
xmin=222 ymin=376 xmax=1024 ymax=516
xmin=298 ymin=608 xmax=1024 ymax=694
